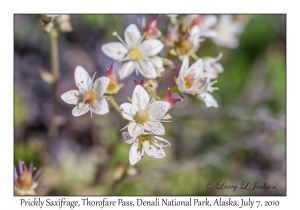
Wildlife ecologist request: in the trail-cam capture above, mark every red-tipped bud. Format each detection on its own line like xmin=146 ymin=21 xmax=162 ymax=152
xmin=177 ymin=29 xmax=192 ymax=56
xmin=143 ymin=15 xmax=161 ymax=39
xmin=133 ymin=78 xmax=144 ymax=86
xmin=106 ymin=63 xmax=124 ymax=94
xmin=17 ymin=162 xmax=34 ymax=191
xmin=189 ymin=15 xmax=203 ymax=30
xmin=163 ymin=88 xmax=182 ymax=110
xmin=165 ymin=25 xmax=179 ymax=47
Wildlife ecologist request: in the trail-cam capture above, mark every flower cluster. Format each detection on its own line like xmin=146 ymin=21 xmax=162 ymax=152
xmin=59 ymin=15 xmax=246 ymax=165
xmin=120 ymin=84 xmax=181 ymax=165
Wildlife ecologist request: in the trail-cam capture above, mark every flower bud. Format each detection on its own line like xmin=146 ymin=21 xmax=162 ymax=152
xmin=143 ymin=15 xmax=161 ymax=39
xmin=163 ymin=88 xmax=182 ymax=110
xmin=142 ymin=79 xmax=158 ymax=95
xmin=133 ymin=78 xmax=144 ymax=86
xmin=106 ymin=63 xmax=124 ymax=94
xmin=14 ymin=159 xmax=43 ymax=195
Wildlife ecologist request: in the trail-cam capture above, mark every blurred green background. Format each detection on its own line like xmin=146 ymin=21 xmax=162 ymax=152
xmin=14 ymin=14 xmax=286 ymax=195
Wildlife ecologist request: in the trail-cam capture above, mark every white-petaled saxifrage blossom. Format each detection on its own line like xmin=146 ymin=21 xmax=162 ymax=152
xmin=213 ymin=15 xmax=244 ymax=49
xmin=101 ymin=24 xmax=165 ymax=79
xmin=177 ymin=57 xmax=210 ymax=95
xmin=185 ymin=15 xmax=218 ymax=39
xmin=120 ymin=85 xmax=170 ymax=137
xmin=14 ymin=159 xmax=44 ymax=195
xmin=122 ymin=132 xmax=171 ymax=165
xmin=61 ymin=66 xmax=110 ymax=117
xmin=177 ymin=57 xmax=219 ymax=108
xmin=202 ymin=52 xmax=224 ymax=79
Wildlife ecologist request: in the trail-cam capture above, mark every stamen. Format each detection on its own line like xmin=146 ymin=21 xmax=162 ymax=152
xmin=215 ymin=52 xmax=223 ymax=62
xmin=145 ymin=92 xmax=156 ymax=111
xmin=120 ymin=124 xmax=129 ymax=131
xmin=207 ymin=80 xmax=218 ymax=93
xmin=138 ymin=32 xmax=146 ymax=46
xmin=91 ymin=72 xmax=97 ymax=89
xmin=112 ymin=31 xmax=128 ymax=48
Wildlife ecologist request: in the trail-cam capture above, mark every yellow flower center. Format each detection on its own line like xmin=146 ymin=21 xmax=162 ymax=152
xmin=139 ymin=134 xmax=152 ymax=145
xmin=135 ymin=110 xmax=149 ymax=124
xmin=18 ymin=171 xmax=33 ymax=190
xmin=83 ymin=91 xmax=96 ymax=104
xmin=184 ymin=75 xmax=195 ymax=89
xmin=128 ymin=48 xmax=142 ymax=60
xmin=177 ymin=39 xmax=192 ymax=56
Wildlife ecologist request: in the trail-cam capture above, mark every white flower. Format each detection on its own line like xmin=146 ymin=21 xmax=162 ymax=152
xmin=203 ymin=53 xmax=224 ymax=79
xmin=120 ymin=85 xmax=170 ymax=137
xmin=175 ymin=26 xmax=205 ymax=60
xmin=101 ymin=24 xmax=164 ymax=79
xmin=185 ymin=15 xmax=218 ymax=39
xmin=177 ymin=57 xmax=210 ymax=95
xmin=61 ymin=66 xmax=110 ymax=117
xmin=213 ymin=15 xmax=244 ymax=49
xmin=122 ymin=132 xmax=171 ymax=165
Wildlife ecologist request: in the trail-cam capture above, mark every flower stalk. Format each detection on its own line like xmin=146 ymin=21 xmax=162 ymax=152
xmin=47 ymin=27 xmax=60 ymax=151
xmin=109 ymin=96 xmax=122 ymax=115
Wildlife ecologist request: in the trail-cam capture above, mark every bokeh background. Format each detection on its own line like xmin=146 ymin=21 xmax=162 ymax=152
xmin=14 ymin=14 xmax=286 ymax=195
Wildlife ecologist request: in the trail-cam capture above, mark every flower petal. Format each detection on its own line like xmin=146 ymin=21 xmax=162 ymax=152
xmin=75 ymin=66 xmax=92 ymax=92
xmin=128 ymin=122 xmax=144 ymax=137
xmin=124 ymin=24 xmax=141 ymax=48
xmin=203 ymin=15 xmax=218 ymax=28
xmin=144 ymin=121 xmax=165 ymax=135
xmin=197 ymin=92 xmax=218 ymax=108
xmin=147 ymin=101 xmax=170 ymax=120
xmin=178 ymin=76 xmax=187 ymax=93
xmin=153 ymin=136 xmax=171 ymax=147
xmin=120 ymin=102 xmax=137 ymax=121
xmin=150 ymin=56 xmax=163 ymax=68
xmin=91 ymin=98 xmax=109 ymax=115
xmin=179 ymin=57 xmax=189 ymax=77
xmin=118 ymin=61 xmax=135 ymax=79
xmin=132 ymin=85 xmax=149 ymax=111
xmin=61 ymin=90 xmax=79 ymax=105
xmin=136 ymin=58 xmax=157 ymax=78
xmin=129 ymin=141 xmax=142 ymax=165
xmin=188 ymin=58 xmax=204 ymax=79
xmin=144 ymin=141 xmax=166 ymax=158
xmin=93 ymin=76 xmax=110 ymax=97
xmin=140 ymin=39 xmax=164 ymax=57
xmin=122 ymin=132 xmax=136 ymax=144
xmin=101 ymin=42 xmax=128 ymax=60
xmin=72 ymin=103 xmax=90 ymax=117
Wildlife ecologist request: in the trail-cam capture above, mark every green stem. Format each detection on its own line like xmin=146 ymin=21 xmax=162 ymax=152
xmin=109 ymin=96 xmax=122 ymax=115
xmin=157 ymin=86 xmax=178 ymax=98
xmin=190 ymin=53 xmax=200 ymax=61
xmin=47 ymin=28 xmax=60 ymax=151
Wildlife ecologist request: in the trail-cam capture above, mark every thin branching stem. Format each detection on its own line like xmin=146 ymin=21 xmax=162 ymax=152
xmin=157 ymin=86 xmax=178 ymax=98
xmin=109 ymin=96 xmax=122 ymax=115
xmin=47 ymin=28 xmax=60 ymax=152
